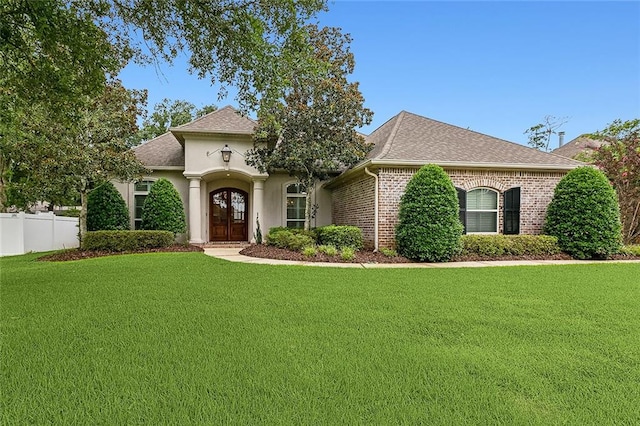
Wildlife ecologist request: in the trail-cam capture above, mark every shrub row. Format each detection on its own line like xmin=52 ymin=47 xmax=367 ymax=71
xmin=83 ymin=230 xmax=174 ymax=252
xmin=461 ymin=235 xmax=561 ymax=257
xmin=266 ymin=225 xmax=364 ymax=251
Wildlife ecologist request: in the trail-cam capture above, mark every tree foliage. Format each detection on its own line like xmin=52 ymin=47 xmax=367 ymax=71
xmin=524 ymin=115 xmax=569 ymax=152
xmin=589 ymin=119 xmax=640 ymax=243
xmin=246 ymin=25 xmax=373 ymax=229
xmin=87 ymin=182 xmax=130 ymax=231
xmin=544 ymin=167 xmax=622 ymax=259
xmin=396 ymin=165 xmax=463 ymax=262
xmin=133 ymin=99 xmax=217 ymax=144
xmin=141 ymin=178 xmax=186 ymax=235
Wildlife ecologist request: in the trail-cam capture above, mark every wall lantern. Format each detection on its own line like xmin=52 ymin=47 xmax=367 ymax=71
xmin=221 ymin=144 xmax=232 ymax=163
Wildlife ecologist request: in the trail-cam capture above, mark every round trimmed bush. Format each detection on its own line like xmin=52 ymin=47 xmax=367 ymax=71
xmin=141 ymin=178 xmax=186 ymax=235
xmin=544 ymin=167 xmax=622 ymax=259
xmin=396 ymin=164 xmax=463 ymax=262
xmin=87 ymin=182 xmax=130 ymax=231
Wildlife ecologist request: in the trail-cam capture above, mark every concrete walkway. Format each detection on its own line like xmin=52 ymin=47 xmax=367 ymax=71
xmin=203 ymin=248 xmax=640 ymax=268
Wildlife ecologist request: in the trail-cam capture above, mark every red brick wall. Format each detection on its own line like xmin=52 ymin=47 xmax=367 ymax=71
xmin=331 ymin=174 xmax=376 ymax=248
xmin=332 ymin=167 xmax=567 ymax=249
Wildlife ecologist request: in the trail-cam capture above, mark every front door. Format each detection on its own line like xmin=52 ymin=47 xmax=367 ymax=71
xmin=210 ymin=188 xmax=248 ymax=241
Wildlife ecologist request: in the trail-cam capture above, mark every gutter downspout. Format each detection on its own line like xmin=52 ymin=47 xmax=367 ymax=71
xmin=364 ymin=167 xmax=379 ymax=252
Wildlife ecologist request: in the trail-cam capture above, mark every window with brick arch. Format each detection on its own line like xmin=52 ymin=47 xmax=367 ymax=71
xmin=466 ymin=188 xmax=498 ymax=233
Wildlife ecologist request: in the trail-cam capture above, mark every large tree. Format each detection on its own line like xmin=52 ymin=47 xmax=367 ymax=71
xmin=133 ymin=99 xmax=217 ymax=144
xmin=246 ymin=25 xmax=373 ymax=229
xmin=1 ymin=0 xmax=329 ymax=211
xmin=590 ymin=119 xmax=640 ymax=244
xmin=15 ymin=80 xmax=148 ymax=242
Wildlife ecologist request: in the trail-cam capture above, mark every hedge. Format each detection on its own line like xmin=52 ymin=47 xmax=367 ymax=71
xmin=396 ymin=164 xmax=463 ymax=262
xmin=544 ymin=167 xmax=622 ymax=259
xmin=83 ymin=230 xmax=174 ymax=252
xmin=141 ymin=178 xmax=186 ymax=235
xmin=87 ymin=182 xmax=130 ymax=231
xmin=266 ymin=228 xmax=315 ymax=251
xmin=461 ymin=235 xmax=561 ymax=257
xmin=315 ymin=225 xmax=363 ymax=250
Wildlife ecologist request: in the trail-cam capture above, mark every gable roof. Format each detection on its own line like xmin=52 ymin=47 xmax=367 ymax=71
xmin=170 ymin=105 xmax=256 ymax=143
xmin=552 ymin=135 xmax=604 ymax=159
xmin=133 ymin=131 xmax=184 ymax=168
xmin=366 ymin=111 xmax=582 ymax=168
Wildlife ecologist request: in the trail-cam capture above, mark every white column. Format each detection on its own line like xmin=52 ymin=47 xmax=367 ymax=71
xmin=252 ymin=179 xmax=265 ymax=243
xmin=188 ymin=177 xmax=204 ymax=243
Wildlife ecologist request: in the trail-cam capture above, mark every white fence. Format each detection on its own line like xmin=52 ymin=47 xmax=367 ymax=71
xmin=0 ymin=212 xmax=79 ymax=256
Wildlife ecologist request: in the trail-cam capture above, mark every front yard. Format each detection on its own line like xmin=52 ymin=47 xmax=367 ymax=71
xmin=1 ymin=252 xmax=639 ymax=424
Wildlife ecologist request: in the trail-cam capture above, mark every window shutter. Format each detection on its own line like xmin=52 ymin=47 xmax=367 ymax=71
xmin=504 ymin=187 xmax=520 ymax=235
xmin=456 ymin=187 xmax=467 ymax=234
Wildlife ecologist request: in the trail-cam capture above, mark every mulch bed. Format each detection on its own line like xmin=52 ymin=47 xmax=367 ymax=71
xmin=38 ymin=244 xmax=204 ymax=262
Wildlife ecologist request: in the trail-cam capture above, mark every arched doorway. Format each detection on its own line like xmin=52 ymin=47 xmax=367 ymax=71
xmin=209 ymin=188 xmax=248 ymax=241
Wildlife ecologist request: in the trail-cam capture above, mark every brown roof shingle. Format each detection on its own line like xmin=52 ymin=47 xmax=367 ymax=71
xmin=170 ymin=105 xmax=256 ymax=135
xmin=552 ymin=135 xmax=604 ymax=159
xmin=367 ymin=111 xmax=582 ymax=167
xmin=133 ymin=132 xmax=184 ymax=167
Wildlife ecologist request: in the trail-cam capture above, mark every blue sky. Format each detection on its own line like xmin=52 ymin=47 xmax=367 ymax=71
xmin=119 ymin=1 xmax=640 ymax=148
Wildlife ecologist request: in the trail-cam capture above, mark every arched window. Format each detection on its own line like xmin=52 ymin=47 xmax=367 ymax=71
xmin=134 ymin=179 xmax=155 ymax=229
xmin=285 ymin=182 xmax=306 ymax=229
xmin=466 ymin=188 xmax=498 ymax=233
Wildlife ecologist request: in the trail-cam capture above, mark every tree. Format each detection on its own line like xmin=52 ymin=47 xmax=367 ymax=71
xmin=141 ymin=178 xmax=186 ymax=235
xmin=87 ymin=181 xmax=130 ymax=231
xmin=246 ymin=25 xmax=373 ymax=229
xmin=395 ymin=165 xmax=463 ymax=262
xmin=0 ymin=0 xmax=122 ymax=211
xmin=133 ymin=99 xmax=217 ymax=144
xmin=589 ymin=119 xmax=640 ymax=244
xmin=524 ymin=115 xmax=569 ymax=152
xmin=14 ymin=80 xmax=148 ymax=243
xmin=544 ymin=167 xmax=622 ymax=259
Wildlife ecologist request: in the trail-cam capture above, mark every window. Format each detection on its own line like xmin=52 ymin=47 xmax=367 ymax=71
xmin=285 ymin=183 xmax=306 ymax=229
xmin=466 ymin=188 xmax=498 ymax=233
xmin=134 ymin=180 xmax=154 ymax=229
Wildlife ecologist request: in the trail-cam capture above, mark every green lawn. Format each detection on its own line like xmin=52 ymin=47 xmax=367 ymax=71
xmin=1 ymin=253 xmax=639 ymax=424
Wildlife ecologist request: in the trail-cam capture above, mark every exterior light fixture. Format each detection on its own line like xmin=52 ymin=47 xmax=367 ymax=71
xmin=221 ymin=144 xmax=232 ymax=163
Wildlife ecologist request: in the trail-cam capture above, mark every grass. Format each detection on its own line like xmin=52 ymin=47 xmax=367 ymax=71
xmin=1 ymin=253 xmax=639 ymax=424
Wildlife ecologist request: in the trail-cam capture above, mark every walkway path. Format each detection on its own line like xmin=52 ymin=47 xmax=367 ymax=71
xmin=203 ymin=248 xmax=640 ymax=268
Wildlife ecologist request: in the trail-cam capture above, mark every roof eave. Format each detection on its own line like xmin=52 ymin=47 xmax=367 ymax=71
xmin=324 ymin=158 xmax=584 ymax=189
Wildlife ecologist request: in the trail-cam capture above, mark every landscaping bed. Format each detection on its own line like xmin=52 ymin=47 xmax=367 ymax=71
xmin=38 ymin=244 xmax=203 ymax=262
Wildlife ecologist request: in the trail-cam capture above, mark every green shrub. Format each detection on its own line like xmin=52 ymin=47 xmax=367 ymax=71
xmin=318 ymin=245 xmax=338 ymax=256
xmin=268 ymin=226 xmax=317 ymax=241
xmin=87 ymin=182 xmax=130 ymax=231
xmin=620 ymin=245 xmax=640 ymax=256
xmin=380 ymin=247 xmax=398 ymax=257
xmin=55 ymin=209 xmax=80 ymax=218
xmin=340 ymin=246 xmax=355 ymax=261
xmin=461 ymin=235 xmax=560 ymax=257
xmin=83 ymin=230 xmax=174 ymax=251
xmin=544 ymin=167 xmax=622 ymax=259
xmin=396 ymin=164 xmax=463 ymax=262
xmin=266 ymin=228 xmax=314 ymax=251
xmin=141 ymin=178 xmax=186 ymax=235
xmin=316 ymin=225 xmax=364 ymax=250
xmin=302 ymin=246 xmax=317 ymax=257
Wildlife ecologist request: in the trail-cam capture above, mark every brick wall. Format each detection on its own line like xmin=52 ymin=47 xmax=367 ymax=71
xmin=331 ymin=174 xmax=376 ymax=248
xmin=332 ymin=167 xmax=567 ymax=249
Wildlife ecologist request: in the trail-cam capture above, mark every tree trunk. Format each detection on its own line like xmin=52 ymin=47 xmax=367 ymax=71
xmin=303 ymin=179 xmax=314 ymax=231
xmin=0 ymin=152 xmax=8 ymax=213
xmin=79 ymin=189 xmax=88 ymax=247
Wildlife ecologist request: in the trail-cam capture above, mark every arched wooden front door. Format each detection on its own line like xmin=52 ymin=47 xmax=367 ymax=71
xmin=209 ymin=188 xmax=248 ymax=241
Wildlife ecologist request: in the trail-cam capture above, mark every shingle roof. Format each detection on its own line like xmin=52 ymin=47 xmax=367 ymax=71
xmin=366 ymin=111 xmax=582 ymax=167
xmin=170 ymin=105 xmax=256 ymax=136
xmin=552 ymin=135 xmax=604 ymax=159
xmin=133 ymin=132 xmax=184 ymax=167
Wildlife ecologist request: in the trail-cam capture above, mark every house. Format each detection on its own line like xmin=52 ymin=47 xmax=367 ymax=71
xmin=116 ymin=106 xmax=583 ymax=249
xmin=552 ymin=135 xmax=604 ymax=160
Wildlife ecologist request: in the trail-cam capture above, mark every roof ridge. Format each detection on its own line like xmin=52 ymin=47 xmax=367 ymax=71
xmin=378 ymin=111 xmax=406 ymax=159
xmin=132 ymin=130 xmax=175 ymax=149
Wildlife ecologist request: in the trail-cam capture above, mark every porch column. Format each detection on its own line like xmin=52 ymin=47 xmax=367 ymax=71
xmin=188 ymin=177 xmax=204 ymax=243
xmin=252 ymin=178 xmax=266 ymax=243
